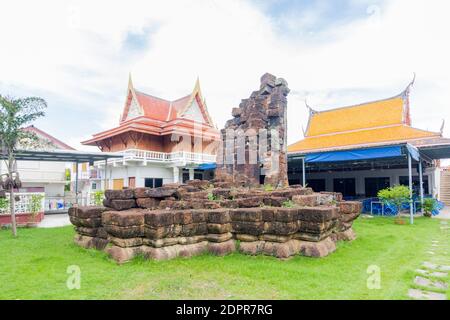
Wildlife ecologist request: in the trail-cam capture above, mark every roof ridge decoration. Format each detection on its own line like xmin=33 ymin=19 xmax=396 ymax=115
xmin=177 ymin=77 xmax=215 ymax=127
xmin=121 ymin=73 xmax=144 ymax=122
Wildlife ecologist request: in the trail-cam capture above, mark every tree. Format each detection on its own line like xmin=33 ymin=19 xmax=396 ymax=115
xmin=377 ymin=185 xmax=411 ymax=215
xmin=0 ymin=95 xmax=46 ymax=236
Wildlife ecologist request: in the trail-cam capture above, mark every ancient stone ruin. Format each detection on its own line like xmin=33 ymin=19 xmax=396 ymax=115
xmin=69 ymin=73 xmax=361 ymax=264
xmin=215 ymin=73 xmax=289 ymax=187
xmin=69 ymin=181 xmax=361 ymax=263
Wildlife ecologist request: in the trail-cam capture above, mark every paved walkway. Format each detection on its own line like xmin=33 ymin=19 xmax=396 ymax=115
xmin=408 ymin=219 xmax=449 ymax=300
xmin=37 ymin=213 xmax=71 ymax=228
xmin=434 ymin=207 xmax=450 ymax=220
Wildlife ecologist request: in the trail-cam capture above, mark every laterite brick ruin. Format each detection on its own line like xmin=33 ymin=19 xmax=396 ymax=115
xmin=69 ymin=74 xmax=361 ymax=263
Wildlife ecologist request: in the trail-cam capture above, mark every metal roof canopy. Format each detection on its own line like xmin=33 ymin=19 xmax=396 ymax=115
xmin=288 ymin=142 xmax=450 ymax=164
xmin=0 ymin=149 xmax=123 ymax=163
xmin=417 ymin=144 xmax=450 ymax=160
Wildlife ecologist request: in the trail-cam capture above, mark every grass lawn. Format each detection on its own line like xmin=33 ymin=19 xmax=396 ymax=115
xmin=0 ymin=216 xmax=446 ymax=300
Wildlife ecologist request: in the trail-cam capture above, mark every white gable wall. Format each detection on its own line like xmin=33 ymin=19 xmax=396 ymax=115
xmin=126 ymin=95 xmax=143 ymax=120
xmin=182 ymin=98 xmax=206 ymax=123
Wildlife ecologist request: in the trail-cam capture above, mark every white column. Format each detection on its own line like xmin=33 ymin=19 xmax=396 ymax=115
xmin=103 ymin=159 xmax=107 ymax=190
xmin=173 ymin=167 xmax=180 ymax=184
xmin=419 ymin=160 xmax=424 ymax=215
xmin=189 ymin=168 xmax=195 ymax=181
xmin=302 ymin=158 xmax=306 ymax=187
xmin=408 ymin=153 xmax=414 ymax=225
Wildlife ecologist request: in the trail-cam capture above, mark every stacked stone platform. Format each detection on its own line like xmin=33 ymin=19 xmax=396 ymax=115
xmin=69 ymin=180 xmax=361 ymax=263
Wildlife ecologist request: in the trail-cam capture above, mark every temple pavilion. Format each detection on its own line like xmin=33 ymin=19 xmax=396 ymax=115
xmin=78 ymin=75 xmax=219 ymax=192
xmin=287 ymin=79 xmax=450 ymax=214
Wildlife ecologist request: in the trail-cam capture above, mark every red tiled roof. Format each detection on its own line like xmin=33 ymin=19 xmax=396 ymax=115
xmin=134 ymin=91 xmax=172 ymax=122
xmin=83 ymin=77 xmax=218 ymax=146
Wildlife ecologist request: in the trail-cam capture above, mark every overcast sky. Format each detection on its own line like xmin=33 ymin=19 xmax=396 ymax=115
xmin=1 ymin=0 xmax=450 ymax=154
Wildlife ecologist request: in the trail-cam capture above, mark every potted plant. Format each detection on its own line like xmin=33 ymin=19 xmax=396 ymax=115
xmin=422 ymin=198 xmax=436 ymax=218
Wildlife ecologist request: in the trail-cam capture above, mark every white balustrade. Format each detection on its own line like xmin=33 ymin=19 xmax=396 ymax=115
xmin=94 ymin=149 xmax=216 ymax=167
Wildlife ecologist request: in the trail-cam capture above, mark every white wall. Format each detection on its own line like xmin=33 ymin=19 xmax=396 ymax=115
xmin=104 ymin=164 xmax=174 ymax=188
xmin=1 ymin=160 xmax=67 ymax=197
xmin=15 ymin=160 xmax=66 ymax=183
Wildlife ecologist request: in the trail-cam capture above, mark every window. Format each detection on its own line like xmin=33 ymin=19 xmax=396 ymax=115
xmin=92 ymin=183 xmax=97 ymax=190
xmin=399 ymin=176 xmax=429 ymax=195
xmin=145 ymin=178 xmax=163 ymax=188
xmin=307 ymin=179 xmax=326 ymax=193
xmin=365 ymin=177 xmax=390 ymax=197
xmin=333 ymin=178 xmax=356 ymax=197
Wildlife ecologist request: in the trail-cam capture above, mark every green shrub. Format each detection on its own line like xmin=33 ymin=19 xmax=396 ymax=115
xmin=93 ymin=191 xmax=105 ymax=206
xmin=207 ymin=192 xmax=219 ymax=201
xmin=282 ymin=200 xmax=295 ymax=208
xmin=378 ymin=185 xmax=411 ymax=213
xmin=29 ymin=194 xmax=44 ymax=215
xmin=422 ymin=198 xmax=436 ymax=218
xmin=0 ymin=198 xmax=9 ymax=214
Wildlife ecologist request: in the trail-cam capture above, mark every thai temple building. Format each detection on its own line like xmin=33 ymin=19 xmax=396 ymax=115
xmin=78 ymin=75 xmax=219 ymax=192
xmin=287 ymin=80 xmax=450 ymax=206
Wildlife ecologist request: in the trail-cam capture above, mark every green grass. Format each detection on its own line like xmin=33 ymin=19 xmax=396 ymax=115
xmin=0 ymin=217 xmax=445 ymax=300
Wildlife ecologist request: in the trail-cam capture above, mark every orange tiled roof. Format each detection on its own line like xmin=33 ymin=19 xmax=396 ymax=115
xmin=305 ymin=96 xmax=406 ymax=136
xmin=288 ymin=125 xmax=439 ymax=153
xmin=289 ymin=85 xmax=441 ymax=154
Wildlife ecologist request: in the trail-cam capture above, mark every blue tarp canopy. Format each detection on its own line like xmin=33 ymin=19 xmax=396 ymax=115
xmin=197 ymin=163 xmax=216 ymax=170
xmin=305 ymin=146 xmax=403 ymax=163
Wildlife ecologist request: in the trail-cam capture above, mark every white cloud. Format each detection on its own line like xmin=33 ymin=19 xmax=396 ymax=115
xmin=0 ymin=0 xmax=450 ymax=162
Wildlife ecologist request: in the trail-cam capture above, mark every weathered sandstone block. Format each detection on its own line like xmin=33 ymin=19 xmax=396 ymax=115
xmin=230 ymin=208 xmax=262 ymax=222
xmin=105 ymin=189 xmax=134 ymax=200
xmin=292 ymin=195 xmax=318 ymax=207
xmin=109 ymin=199 xmax=136 ymax=211
xmin=136 ymin=197 xmax=160 ymax=209
xmin=102 ymin=209 xmax=144 ymax=226
xmin=298 ymin=237 xmax=336 ymax=257
xmin=206 ymin=232 xmax=233 ymax=243
xmin=109 ymin=236 xmax=143 ymax=248
xmin=297 ymin=207 xmax=339 ymax=223
xmin=74 ymin=234 xmax=109 ymax=250
xmin=70 ymin=216 xmax=102 ymax=228
xmin=208 ymin=239 xmax=236 ymax=256
xmin=104 ymin=225 xmax=144 ymax=238
xmin=207 ymin=223 xmax=232 ymax=234
xmin=68 ymin=206 xmax=108 ymax=219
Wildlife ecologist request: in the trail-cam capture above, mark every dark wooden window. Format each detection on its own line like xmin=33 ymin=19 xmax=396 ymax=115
xmin=307 ymin=179 xmax=326 ymax=192
xmin=399 ymin=176 xmax=429 ymax=195
xmin=333 ymin=178 xmax=356 ymax=197
xmin=145 ymin=178 xmax=163 ymax=188
xmin=365 ymin=177 xmax=390 ymax=197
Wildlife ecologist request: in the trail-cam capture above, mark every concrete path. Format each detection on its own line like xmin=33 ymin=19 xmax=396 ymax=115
xmin=434 ymin=207 xmax=450 ymax=220
xmin=37 ymin=214 xmax=71 ymax=228
xmin=408 ymin=219 xmax=449 ymax=300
